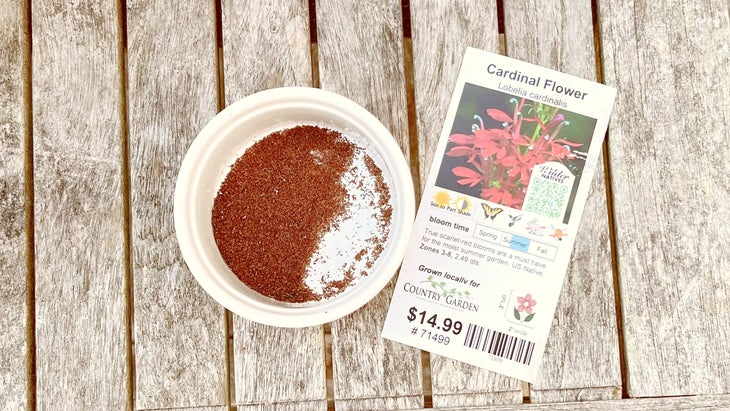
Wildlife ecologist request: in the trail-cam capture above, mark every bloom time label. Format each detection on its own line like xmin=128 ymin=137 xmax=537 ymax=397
xmin=382 ymin=48 xmax=616 ymax=382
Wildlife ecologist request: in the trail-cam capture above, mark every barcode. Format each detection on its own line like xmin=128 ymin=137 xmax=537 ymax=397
xmin=463 ymin=323 xmax=535 ymax=365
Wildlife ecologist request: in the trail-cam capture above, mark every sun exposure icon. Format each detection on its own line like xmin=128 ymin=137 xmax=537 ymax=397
xmin=433 ymin=191 xmax=451 ymax=207
xmin=453 ymin=196 xmax=473 ymax=213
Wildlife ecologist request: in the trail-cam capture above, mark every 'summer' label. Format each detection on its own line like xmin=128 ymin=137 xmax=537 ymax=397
xmin=382 ymin=48 xmax=616 ymax=382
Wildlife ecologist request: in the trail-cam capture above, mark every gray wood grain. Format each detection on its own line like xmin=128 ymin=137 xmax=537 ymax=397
xmin=0 ymin=2 xmax=29 ymax=409
xmin=317 ymin=0 xmax=411 ymax=155
xmin=222 ymin=0 xmax=312 ymax=100
xmin=420 ymin=394 xmax=730 ymax=410
xmin=409 ymin=1 xmax=523 ymax=406
xmin=31 ymin=1 xmax=129 ymax=408
xmin=237 ymin=403 xmax=327 ymax=411
xmin=126 ymin=0 xmax=228 ymax=408
xmin=411 ymin=0 xmax=500 ymax=190
xmin=599 ymin=0 xmax=730 ymax=397
xmin=316 ymin=0 xmax=423 ymax=409
xmin=232 ymin=326 xmax=326 ymax=410
xmin=221 ymin=1 xmax=326 ymax=409
xmin=430 ymin=354 xmax=522 ymax=408
xmin=502 ymin=0 xmax=622 ymax=402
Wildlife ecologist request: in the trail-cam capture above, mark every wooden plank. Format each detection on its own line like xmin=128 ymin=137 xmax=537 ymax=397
xmin=232 ymin=327 xmax=325 ymax=411
xmin=236 ymin=401 xmax=326 ymax=411
xmin=31 ymin=1 xmax=129 ymax=408
xmin=409 ymin=1 xmax=522 ymax=407
xmin=126 ymin=0 xmax=228 ymax=409
xmin=430 ymin=356 xmax=522 ymax=407
xmin=153 ymin=407 xmax=226 ymax=411
xmin=222 ymin=0 xmax=313 ymax=100
xmin=411 ymin=0 xmax=499 ymax=189
xmin=316 ymin=1 xmax=423 ymax=409
xmin=598 ymin=0 xmax=730 ymax=397
xmin=422 ymin=393 xmax=730 ymax=410
xmin=501 ymin=0 xmax=622 ymax=402
xmin=316 ymin=0 xmax=411 ymax=153
xmin=220 ymin=1 xmax=326 ymax=409
xmin=0 ymin=1 xmax=29 ymax=409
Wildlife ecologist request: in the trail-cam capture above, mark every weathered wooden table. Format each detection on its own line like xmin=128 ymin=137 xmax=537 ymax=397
xmin=2 ymin=0 xmax=729 ymax=409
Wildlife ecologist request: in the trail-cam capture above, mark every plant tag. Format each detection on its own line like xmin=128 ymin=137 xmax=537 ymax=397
xmin=382 ymin=48 xmax=616 ymax=382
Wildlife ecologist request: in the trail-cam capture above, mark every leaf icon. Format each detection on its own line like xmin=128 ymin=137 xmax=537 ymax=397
xmin=513 ymin=308 xmax=520 ymax=321
xmin=525 ymin=313 xmax=535 ymax=322
xmin=427 ymin=275 xmax=433 ymax=281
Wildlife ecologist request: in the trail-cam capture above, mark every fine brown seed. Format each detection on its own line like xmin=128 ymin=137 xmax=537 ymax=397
xmin=211 ymin=125 xmax=392 ymax=303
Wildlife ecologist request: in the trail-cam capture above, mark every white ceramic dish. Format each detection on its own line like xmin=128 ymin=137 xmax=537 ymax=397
xmin=174 ymin=87 xmax=415 ymax=327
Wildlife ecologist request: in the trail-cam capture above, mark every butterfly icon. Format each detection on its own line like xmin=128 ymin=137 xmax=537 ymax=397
xmin=481 ymin=203 xmax=503 ymax=221
xmin=508 ymin=214 xmax=523 ymax=227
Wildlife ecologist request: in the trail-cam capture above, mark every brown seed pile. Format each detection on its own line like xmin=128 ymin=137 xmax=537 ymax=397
xmin=211 ymin=125 xmax=392 ymax=303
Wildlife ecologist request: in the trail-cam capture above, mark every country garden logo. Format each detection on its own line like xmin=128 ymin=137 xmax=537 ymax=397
xmin=431 ymin=190 xmax=473 ymax=216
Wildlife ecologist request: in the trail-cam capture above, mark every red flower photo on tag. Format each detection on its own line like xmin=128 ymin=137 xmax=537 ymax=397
xmin=434 ymin=84 xmax=598 ymax=223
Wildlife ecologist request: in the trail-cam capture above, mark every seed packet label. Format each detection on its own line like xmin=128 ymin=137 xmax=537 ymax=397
xmin=382 ymin=48 xmax=616 ymax=382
